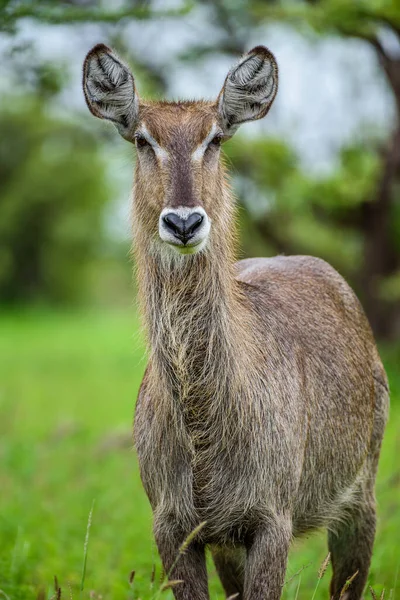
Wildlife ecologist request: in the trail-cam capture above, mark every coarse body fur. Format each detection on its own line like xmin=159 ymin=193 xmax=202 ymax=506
xmin=135 ymin=233 xmax=389 ymax=600
xmin=83 ymin=44 xmax=389 ymax=600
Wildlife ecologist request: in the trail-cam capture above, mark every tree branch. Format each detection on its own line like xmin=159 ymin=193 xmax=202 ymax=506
xmin=2 ymin=0 xmax=193 ymax=28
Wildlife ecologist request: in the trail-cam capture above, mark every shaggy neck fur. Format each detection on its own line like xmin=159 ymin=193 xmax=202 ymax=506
xmin=133 ymin=186 xmax=266 ymax=451
xmin=133 ymin=180 xmax=284 ymax=525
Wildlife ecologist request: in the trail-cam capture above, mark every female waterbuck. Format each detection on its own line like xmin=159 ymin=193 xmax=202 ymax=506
xmin=83 ymin=44 xmax=389 ymax=600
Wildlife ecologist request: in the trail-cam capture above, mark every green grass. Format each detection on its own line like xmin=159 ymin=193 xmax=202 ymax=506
xmin=0 ymin=309 xmax=399 ymax=599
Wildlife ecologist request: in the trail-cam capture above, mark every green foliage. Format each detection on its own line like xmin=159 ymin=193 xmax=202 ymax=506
xmin=225 ymin=134 xmax=396 ymax=291
xmin=227 ymin=136 xmax=298 ymax=192
xmin=1 ymin=0 xmax=400 ymax=335
xmin=0 ymin=0 xmax=193 ymax=32
xmin=249 ymin=0 xmax=400 ymax=39
xmin=0 ymin=98 xmax=111 ymax=305
xmin=0 ymin=310 xmax=399 ymax=598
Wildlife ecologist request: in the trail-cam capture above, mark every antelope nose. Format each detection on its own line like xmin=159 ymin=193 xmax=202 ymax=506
xmin=162 ymin=212 xmax=204 ymax=244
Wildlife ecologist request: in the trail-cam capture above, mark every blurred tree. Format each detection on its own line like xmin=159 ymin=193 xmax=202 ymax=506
xmin=261 ymin=0 xmax=400 ymax=339
xmin=0 ymin=92 xmax=110 ymax=304
xmin=2 ymin=0 xmax=400 ymax=336
xmin=0 ymin=1 xmax=176 ymax=307
xmin=225 ymin=134 xmax=384 ymax=298
xmin=192 ymin=0 xmax=400 ymax=339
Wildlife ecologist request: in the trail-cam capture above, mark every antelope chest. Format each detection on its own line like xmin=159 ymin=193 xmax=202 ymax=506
xmin=189 ymin=441 xmax=258 ymax=542
xmin=182 ymin=408 xmax=296 ymax=542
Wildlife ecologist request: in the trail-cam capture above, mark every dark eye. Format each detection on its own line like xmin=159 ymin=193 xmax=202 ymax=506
xmin=209 ymin=134 xmax=223 ymax=148
xmin=135 ymin=134 xmax=150 ymax=149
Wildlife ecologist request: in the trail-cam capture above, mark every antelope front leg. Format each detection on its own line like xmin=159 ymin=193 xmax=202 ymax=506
xmin=244 ymin=518 xmax=292 ymax=600
xmin=154 ymin=519 xmax=209 ymax=600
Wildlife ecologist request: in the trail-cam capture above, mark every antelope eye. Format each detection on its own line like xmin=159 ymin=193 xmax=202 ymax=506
xmin=210 ymin=134 xmax=223 ymax=147
xmin=135 ymin=135 xmax=150 ymax=148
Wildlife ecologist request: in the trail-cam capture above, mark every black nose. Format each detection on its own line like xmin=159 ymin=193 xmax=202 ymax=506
xmin=162 ymin=212 xmax=204 ymax=244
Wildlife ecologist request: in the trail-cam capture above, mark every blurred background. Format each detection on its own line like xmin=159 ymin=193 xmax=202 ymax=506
xmin=1 ymin=1 xmax=400 ymax=599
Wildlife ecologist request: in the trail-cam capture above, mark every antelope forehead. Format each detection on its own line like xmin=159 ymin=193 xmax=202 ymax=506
xmin=138 ymin=121 xmax=219 ymax=161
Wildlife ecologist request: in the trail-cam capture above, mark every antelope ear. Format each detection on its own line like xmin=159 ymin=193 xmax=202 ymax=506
xmin=83 ymin=44 xmax=138 ymax=139
xmin=218 ymin=46 xmax=278 ymax=136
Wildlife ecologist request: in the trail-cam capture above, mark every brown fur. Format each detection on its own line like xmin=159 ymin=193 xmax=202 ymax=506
xmin=82 ymin=46 xmax=389 ymax=600
xmin=132 ymin=103 xmax=388 ymax=600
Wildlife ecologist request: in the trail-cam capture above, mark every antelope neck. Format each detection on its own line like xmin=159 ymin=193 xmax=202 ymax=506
xmin=140 ymin=241 xmax=248 ymax=401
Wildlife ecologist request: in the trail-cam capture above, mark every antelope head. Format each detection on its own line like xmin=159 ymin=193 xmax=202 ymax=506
xmin=83 ymin=44 xmax=278 ymax=256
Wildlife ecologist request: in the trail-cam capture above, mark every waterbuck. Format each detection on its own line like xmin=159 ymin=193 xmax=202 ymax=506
xmin=83 ymin=44 xmax=389 ymax=600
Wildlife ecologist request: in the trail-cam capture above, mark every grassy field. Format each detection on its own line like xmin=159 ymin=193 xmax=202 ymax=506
xmin=0 ymin=310 xmax=399 ymax=599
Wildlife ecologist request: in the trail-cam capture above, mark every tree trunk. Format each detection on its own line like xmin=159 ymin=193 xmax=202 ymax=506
xmin=360 ymin=123 xmax=400 ymax=340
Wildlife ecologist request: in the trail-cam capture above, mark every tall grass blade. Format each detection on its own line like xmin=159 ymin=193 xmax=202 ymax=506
xmin=160 ymin=580 xmax=184 ymax=592
xmin=166 ymin=521 xmax=207 ymax=583
xmin=80 ymin=500 xmax=95 ymax=596
xmin=67 ymin=581 xmax=73 ymax=600
xmin=339 ymin=570 xmax=359 ymax=599
xmin=318 ymin=553 xmax=331 ymax=579
xmin=294 ymin=575 xmax=301 ymax=600
xmin=284 ymin=562 xmax=312 ymax=586
xmin=178 ymin=521 xmax=207 ymax=556
xmin=152 ymin=521 xmax=206 ymax=600
xmin=311 ymin=553 xmax=331 ymax=600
